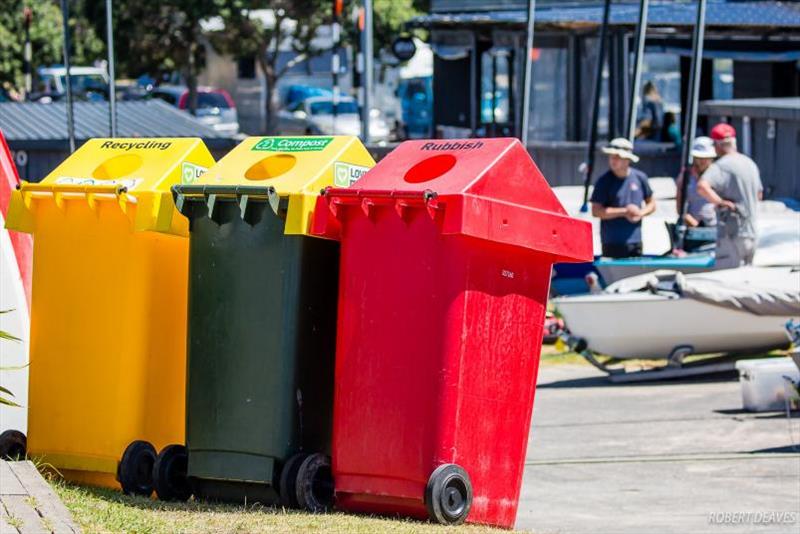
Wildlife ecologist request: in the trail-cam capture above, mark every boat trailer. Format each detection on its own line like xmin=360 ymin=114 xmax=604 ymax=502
xmin=558 ymin=333 xmax=769 ymax=383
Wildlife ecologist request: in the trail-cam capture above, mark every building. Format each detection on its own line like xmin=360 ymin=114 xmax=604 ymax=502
xmin=411 ymin=0 xmax=800 ymax=185
xmin=0 ymin=100 xmax=237 ymax=182
xmin=699 ymin=97 xmax=800 ymax=199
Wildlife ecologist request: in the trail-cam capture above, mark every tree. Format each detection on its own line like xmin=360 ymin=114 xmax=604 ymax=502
xmin=370 ymin=0 xmax=427 ymax=56
xmin=83 ymin=0 xmax=219 ymax=114
xmin=0 ymin=0 xmax=103 ymax=97
xmin=210 ymin=0 xmax=329 ymax=134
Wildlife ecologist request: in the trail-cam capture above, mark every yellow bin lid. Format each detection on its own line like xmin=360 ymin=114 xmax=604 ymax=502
xmin=183 ymin=136 xmax=375 ymax=236
xmin=6 ymin=138 xmax=215 ymax=235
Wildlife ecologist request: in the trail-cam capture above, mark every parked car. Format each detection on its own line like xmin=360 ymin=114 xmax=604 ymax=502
xmin=32 ymin=66 xmax=109 ymax=102
xmin=151 ymin=85 xmax=239 ymax=135
xmin=283 ymin=84 xmax=333 ymax=108
xmin=396 ymin=76 xmax=432 ymax=139
xmin=277 ymin=96 xmax=391 ymax=144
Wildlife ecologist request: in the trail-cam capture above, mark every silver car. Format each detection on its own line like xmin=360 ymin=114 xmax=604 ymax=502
xmin=277 ymin=96 xmax=391 ymax=144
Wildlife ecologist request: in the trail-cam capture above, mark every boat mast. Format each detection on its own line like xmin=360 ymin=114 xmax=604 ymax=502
xmin=626 ymin=0 xmax=649 ymax=142
xmin=580 ymin=0 xmax=612 ymax=213
xmin=520 ymin=0 xmax=537 ymax=147
xmin=677 ymin=0 xmax=708 ymax=245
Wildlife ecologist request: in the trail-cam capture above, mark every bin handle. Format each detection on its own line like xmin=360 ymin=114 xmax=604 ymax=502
xmin=18 ymin=182 xmax=128 ymax=195
xmin=171 ymin=184 xmax=276 ymax=198
xmin=171 ymin=184 xmax=285 ymax=222
xmin=321 ymin=187 xmax=441 ymax=220
xmin=16 ymin=181 xmax=135 ymax=210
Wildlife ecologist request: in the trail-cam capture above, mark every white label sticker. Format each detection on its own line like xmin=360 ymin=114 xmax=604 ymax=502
xmin=333 ymin=161 xmax=370 ymax=187
xmin=181 ymin=162 xmax=208 ymax=184
xmin=55 ymin=176 xmax=143 ymax=190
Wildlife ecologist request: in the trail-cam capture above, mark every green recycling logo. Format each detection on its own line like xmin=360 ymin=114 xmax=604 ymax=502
xmin=334 ymin=162 xmax=370 ymax=187
xmin=181 ymin=162 xmax=208 ymax=184
xmin=252 ymin=137 xmax=333 ymax=152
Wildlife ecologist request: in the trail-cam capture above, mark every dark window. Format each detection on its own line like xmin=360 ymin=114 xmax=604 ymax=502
xmin=198 ymin=92 xmax=230 ymax=109
xmin=152 ymin=92 xmax=177 ymax=106
xmin=309 ymin=100 xmax=359 ymax=115
xmin=238 ymin=56 xmax=256 ymax=79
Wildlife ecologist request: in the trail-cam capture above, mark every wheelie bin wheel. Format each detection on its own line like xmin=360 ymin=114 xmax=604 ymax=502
xmin=0 ymin=430 xmax=26 ymax=460
xmin=117 ymin=440 xmax=157 ymax=497
xmin=425 ymin=463 xmax=472 ymax=525
xmin=279 ymin=452 xmax=309 ymax=508
xmin=153 ymin=444 xmax=191 ymax=501
xmin=295 ymin=453 xmax=333 ymax=513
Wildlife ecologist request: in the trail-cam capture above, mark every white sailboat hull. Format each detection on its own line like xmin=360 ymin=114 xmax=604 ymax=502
xmin=0 ymin=212 xmax=30 ymax=435
xmin=554 ymin=291 xmax=793 ymax=360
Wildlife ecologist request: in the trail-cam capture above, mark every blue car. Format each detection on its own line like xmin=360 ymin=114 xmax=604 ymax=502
xmin=397 ymin=76 xmax=432 ymax=139
xmin=283 ymin=85 xmax=333 ymax=108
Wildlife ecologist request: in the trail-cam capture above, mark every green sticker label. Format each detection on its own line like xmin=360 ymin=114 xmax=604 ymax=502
xmin=252 ymin=137 xmax=334 ymax=152
xmin=334 ymin=161 xmax=370 ymax=187
xmin=181 ymin=162 xmax=208 ymax=184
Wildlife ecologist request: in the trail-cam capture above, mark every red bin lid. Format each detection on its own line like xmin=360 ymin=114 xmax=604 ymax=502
xmin=314 ymin=138 xmax=592 ymax=264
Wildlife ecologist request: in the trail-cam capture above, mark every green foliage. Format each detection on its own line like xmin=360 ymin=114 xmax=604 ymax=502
xmin=0 ymin=310 xmax=22 ymax=408
xmin=0 ymin=385 xmax=21 ymax=407
xmin=0 ymin=0 xmax=104 ymax=94
xmin=84 ymin=1 xmax=218 ymax=80
xmin=371 ymin=0 xmax=426 ymax=56
xmin=210 ymin=0 xmax=329 ymax=131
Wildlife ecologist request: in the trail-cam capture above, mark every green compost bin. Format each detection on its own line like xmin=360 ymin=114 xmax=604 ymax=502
xmin=150 ymin=136 xmax=376 ymax=510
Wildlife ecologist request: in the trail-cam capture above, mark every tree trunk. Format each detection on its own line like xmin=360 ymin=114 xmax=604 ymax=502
xmin=263 ymin=71 xmax=280 ymax=134
xmin=186 ymin=29 xmax=198 ymax=115
xmin=257 ymin=52 xmax=278 ymax=135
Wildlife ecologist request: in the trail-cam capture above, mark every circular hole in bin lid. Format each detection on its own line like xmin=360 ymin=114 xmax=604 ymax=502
xmin=404 ymin=154 xmax=456 ymax=184
xmin=245 ymin=154 xmax=297 ymax=181
xmin=92 ymin=154 xmax=143 ymax=180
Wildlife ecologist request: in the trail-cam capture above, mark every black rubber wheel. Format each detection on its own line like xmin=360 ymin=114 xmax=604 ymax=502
xmin=0 ymin=430 xmax=26 ymax=460
xmin=425 ymin=463 xmax=472 ymax=525
xmin=153 ymin=444 xmax=191 ymax=501
xmin=279 ymin=452 xmax=309 ymax=509
xmin=295 ymin=453 xmax=334 ymax=513
xmin=117 ymin=440 xmax=157 ymax=497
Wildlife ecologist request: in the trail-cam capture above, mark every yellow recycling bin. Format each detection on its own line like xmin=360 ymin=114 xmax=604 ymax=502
xmin=5 ymin=138 xmax=214 ymax=495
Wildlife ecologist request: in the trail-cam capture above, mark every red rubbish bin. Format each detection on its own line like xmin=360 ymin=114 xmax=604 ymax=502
xmin=313 ymin=138 xmax=593 ymax=528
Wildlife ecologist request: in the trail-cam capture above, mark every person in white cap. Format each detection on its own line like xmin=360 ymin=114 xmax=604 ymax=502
xmin=676 ymin=136 xmax=717 ymax=228
xmin=590 ymin=138 xmax=656 ymax=258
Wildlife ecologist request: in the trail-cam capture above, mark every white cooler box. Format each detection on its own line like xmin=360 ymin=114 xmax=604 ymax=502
xmin=735 ymin=357 xmax=800 ymax=412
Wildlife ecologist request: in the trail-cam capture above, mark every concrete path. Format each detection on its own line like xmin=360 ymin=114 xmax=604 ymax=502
xmin=0 ymin=461 xmax=80 ymax=534
xmin=516 ymin=364 xmax=800 ymax=534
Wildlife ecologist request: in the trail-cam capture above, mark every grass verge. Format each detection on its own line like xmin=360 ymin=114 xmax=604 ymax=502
xmin=51 ymin=479 xmax=521 ymax=534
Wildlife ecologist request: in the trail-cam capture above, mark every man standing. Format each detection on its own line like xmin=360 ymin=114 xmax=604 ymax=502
xmin=591 ymin=138 xmax=657 ymax=258
xmin=676 ymin=136 xmax=717 ymax=228
xmin=696 ymin=123 xmax=763 ymax=269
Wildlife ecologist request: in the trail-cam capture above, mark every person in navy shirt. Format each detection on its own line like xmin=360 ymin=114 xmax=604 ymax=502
xmin=590 ymin=138 xmax=656 ymax=258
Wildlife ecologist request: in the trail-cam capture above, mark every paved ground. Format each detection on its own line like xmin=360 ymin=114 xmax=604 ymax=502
xmin=516 ymin=364 xmax=800 ymax=534
xmin=1 ymin=461 xmax=80 ymax=534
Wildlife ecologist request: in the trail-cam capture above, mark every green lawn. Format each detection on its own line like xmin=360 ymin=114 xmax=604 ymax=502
xmin=52 ymin=480 xmax=521 ymax=534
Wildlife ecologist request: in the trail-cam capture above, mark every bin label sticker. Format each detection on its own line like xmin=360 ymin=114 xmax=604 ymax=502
xmin=252 ymin=137 xmax=333 ymax=152
xmin=181 ymin=162 xmax=208 ymax=184
xmin=421 ymin=141 xmax=484 ymax=151
xmin=334 ymin=162 xmax=370 ymax=187
xmin=100 ymin=140 xmax=172 ymax=151
xmin=54 ymin=176 xmax=143 ymax=190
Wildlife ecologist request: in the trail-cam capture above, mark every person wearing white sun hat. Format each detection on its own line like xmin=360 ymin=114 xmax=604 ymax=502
xmin=676 ymin=136 xmax=717 ymax=228
xmin=590 ymin=138 xmax=656 ymax=258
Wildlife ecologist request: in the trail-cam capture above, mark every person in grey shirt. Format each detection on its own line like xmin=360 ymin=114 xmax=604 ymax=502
xmin=676 ymin=136 xmax=717 ymax=228
xmin=696 ymin=123 xmax=763 ymax=269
